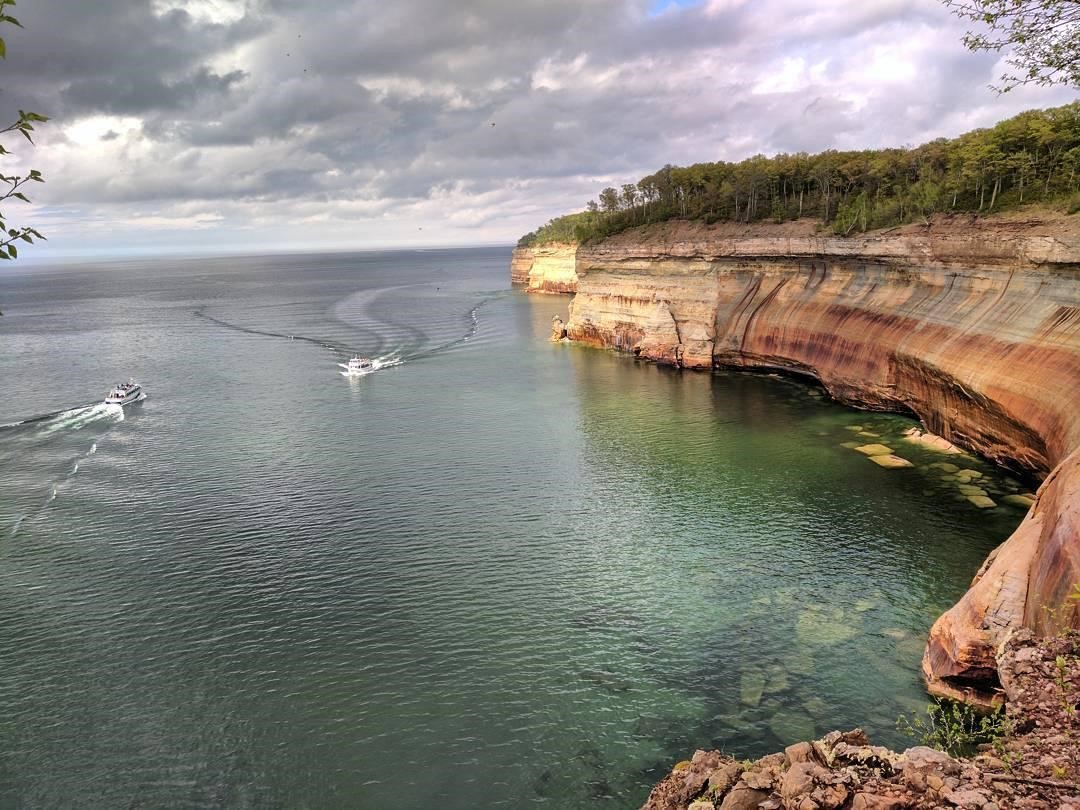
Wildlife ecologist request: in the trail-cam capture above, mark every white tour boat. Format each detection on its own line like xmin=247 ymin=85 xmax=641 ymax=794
xmin=104 ymin=380 xmax=142 ymax=406
xmin=339 ymin=356 xmax=375 ymax=376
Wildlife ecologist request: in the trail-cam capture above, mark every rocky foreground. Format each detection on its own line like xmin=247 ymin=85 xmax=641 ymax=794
xmin=642 ymin=631 xmax=1079 ymax=810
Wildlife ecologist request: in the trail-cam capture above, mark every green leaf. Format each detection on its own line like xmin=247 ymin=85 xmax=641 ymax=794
xmin=0 ymin=251 xmax=11 ymax=260
xmin=0 ymin=36 xmax=7 ymax=59
xmin=19 ymin=233 xmax=30 ymax=243
xmin=12 ymin=192 xmax=27 ymax=202
xmin=7 ymin=243 xmax=16 ymax=259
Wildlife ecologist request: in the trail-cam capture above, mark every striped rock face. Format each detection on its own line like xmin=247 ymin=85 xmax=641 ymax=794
xmin=511 ymin=243 xmax=579 ymax=294
xmin=556 ymin=215 xmax=1080 ymax=703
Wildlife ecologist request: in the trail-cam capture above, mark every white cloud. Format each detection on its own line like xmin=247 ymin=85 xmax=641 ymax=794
xmin=4 ymin=0 xmax=1076 ymax=258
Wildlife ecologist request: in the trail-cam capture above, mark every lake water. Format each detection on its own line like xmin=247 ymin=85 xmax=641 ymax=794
xmin=0 ymin=248 xmax=1027 ymax=808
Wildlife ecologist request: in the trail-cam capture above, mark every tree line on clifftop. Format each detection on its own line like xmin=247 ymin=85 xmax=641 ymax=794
xmin=518 ymin=103 xmax=1080 ymax=247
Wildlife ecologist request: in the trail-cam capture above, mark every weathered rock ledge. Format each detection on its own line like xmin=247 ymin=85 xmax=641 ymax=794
xmin=511 ymin=242 xmax=579 ymax=293
xmin=642 ymin=630 xmax=1079 ymax=810
xmin=526 ymin=212 xmax=1080 ymax=701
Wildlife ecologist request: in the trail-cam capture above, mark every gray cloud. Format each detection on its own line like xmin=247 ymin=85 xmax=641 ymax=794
xmin=62 ymin=67 xmax=247 ymax=116
xmin=3 ymin=0 xmax=1076 ymax=256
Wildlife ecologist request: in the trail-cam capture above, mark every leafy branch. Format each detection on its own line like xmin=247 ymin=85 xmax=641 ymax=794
xmin=0 ymin=0 xmax=47 ymax=265
xmin=943 ymin=0 xmax=1080 ymax=92
xmin=0 ymin=113 xmax=47 ymax=260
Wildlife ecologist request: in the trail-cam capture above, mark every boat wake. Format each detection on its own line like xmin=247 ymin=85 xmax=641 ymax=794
xmin=194 ymin=308 xmax=356 ymax=355
xmin=2 ymin=402 xmax=130 ymax=537
xmin=418 ymin=298 xmax=487 ymax=358
xmin=195 ymin=286 xmax=499 ymax=378
xmin=2 ymin=402 xmax=120 ymax=437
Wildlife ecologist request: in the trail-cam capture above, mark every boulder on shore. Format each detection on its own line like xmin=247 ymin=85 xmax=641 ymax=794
xmin=551 ymin=315 xmax=568 ymax=341
xmin=640 ymin=632 xmax=1079 ymax=810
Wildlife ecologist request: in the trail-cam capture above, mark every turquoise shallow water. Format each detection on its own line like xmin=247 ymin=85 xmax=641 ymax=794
xmin=0 ymin=249 xmax=1027 ymax=808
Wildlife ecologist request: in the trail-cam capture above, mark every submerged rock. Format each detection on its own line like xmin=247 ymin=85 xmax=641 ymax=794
xmin=966 ymin=494 xmax=997 ymax=509
xmin=795 ymin=607 xmax=858 ymax=646
xmin=740 ymin=671 xmax=767 ymax=707
xmin=854 ymin=444 xmax=893 ymax=456
xmin=868 ymin=454 xmax=914 ymax=469
xmin=782 ymin=650 xmax=815 ymax=676
xmin=768 ymin=709 xmax=816 ymax=746
xmin=930 ymin=462 xmax=961 ymax=473
xmin=1002 ymin=494 xmax=1035 ymax=508
xmin=764 ymin=669 xmax=790 ymax=695
xmin=580 ymin=668 xmax=631 ymax=692
xmin=801 ymin=695 xmax=830 ymax=719
xmin=902 ymin=427 xmax=963 ymax=454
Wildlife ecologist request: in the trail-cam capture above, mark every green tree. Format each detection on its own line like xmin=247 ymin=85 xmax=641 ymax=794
xmin=519 ymin=102 xmax=1080 ymax=246
xmin=943 ymin=0 xmax=1080 ymax=91
xmin=598 ymin=187 xmax=619 ymax=215
xmin=0 ymin=0 xmax=47 ymax=278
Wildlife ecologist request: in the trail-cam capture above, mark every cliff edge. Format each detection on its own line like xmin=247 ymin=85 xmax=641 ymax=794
xmin=511 ymin=242 xmax=579 ymax=293
xmin=535 ymin=212 xmax=1080 ymax=703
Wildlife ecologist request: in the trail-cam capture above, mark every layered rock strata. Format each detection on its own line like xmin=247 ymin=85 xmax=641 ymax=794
xmin=510 ymin=243 xmax=579 ymax=293
xmin=555 ymin=215 xmax=1080 ymax=700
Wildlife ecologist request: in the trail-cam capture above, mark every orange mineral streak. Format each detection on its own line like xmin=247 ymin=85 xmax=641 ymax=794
xmin=552 ymin=214 xmax=1080 ymax=704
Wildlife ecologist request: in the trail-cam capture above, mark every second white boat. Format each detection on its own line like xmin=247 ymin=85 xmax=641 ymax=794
xmin=339 ymin=357 xmax=375 ymax=376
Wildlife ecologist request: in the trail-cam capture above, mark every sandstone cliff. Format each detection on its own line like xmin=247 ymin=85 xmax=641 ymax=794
xmin=510 ymin=243 xmax=579 ymax=294
xmin=546 ymin=213 xmax=1080 ymax=702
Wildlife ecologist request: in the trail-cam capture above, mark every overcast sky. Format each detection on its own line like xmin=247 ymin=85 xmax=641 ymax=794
xmin=4 ymin=0 xmax=1077 ymax=257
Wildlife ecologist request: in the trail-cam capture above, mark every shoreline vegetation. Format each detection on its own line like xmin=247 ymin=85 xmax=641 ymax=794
xmin=518 ymin=103 xmax=1080 ymax=248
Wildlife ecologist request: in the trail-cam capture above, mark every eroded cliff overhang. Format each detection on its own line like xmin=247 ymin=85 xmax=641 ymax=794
xmin=555 ymin=215 xmax=1080 ymax=703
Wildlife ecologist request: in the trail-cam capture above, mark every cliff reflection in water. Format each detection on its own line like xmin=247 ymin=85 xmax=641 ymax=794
xmin=552 ymin=333 xmax=1022 ymax=769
